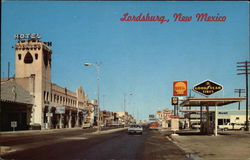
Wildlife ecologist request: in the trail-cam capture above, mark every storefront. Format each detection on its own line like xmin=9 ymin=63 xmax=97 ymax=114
xmin=0 ymin=80 xmax=34 ymax=131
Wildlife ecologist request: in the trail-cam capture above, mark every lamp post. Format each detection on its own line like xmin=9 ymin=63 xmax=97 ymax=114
xmin=84 ymin=63 xmax=100 ymax=133
xmin=123 ymin=93 xmax=133 ymax=126
xmin=123 ymin=93 xmax=133 ymax=113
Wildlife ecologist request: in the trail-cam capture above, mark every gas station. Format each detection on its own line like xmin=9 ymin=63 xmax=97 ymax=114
xmin=173 ymin=80 xmax=246 ymax=136
xmin=180 ymin=97 xmax=246 ymax=136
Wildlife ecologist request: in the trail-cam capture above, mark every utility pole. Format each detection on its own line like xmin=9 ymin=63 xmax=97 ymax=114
xmin=237 ymin=61 xmax=250 ymax=131
xmin=234 ymin=89 xmax=246 ymax=110
xmin=8 ymin=62 xmax=10 ymax=79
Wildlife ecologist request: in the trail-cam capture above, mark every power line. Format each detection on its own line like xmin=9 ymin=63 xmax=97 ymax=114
xmin=237 ymin=61 xmax=250 ymax=131
xmin=234 ymin=89 xmax=246 ymax=110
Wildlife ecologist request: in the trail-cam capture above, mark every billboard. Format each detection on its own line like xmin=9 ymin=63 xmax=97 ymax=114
xmin=55 ymin=106 xmax=65 ymax=114
xmin=193 ymin=80 xmax=223 ymax=96
xmin=173 ymin=81 xmax=188 ymax=96
xmin=149 ymin=114 xmax=155 ymax=120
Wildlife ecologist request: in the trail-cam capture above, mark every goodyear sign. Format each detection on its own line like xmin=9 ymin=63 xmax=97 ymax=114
xmin=193 ymin=80 xmax=223 ymax=96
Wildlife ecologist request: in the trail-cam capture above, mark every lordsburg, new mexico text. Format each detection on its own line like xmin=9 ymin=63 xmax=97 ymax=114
xmin=120 ymin=13 xmax=227 ymax=24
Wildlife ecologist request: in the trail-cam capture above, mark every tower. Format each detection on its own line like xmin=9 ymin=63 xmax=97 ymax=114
xmin=15 ymin=34 xmax=52 ymax=128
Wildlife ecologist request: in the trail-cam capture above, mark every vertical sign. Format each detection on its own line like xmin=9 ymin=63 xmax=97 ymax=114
xmin=11 ymin=121 xmax=17 ymax=131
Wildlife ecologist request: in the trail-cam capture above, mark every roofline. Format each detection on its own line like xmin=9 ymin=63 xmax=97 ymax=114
xmin=180 ymin=97 xmax=246 ymax=107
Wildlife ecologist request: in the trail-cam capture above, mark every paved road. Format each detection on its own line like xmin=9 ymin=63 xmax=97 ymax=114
xmin=0 ymin=128 xmax=188 ymax=160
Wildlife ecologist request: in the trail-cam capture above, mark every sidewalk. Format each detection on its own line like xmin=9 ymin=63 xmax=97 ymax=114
xmin=0 ymin=126 xmax=126 ymax=136
xmin=0 ymin=127 xmax=127 ymax=155
xmin=168 ymin=130 xmax=250 ymax=160
xmin=0 ymin=127 xmax=86 ymax=136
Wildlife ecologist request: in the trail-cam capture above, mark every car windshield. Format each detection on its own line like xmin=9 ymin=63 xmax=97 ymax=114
xmin=130 ymin=125 xmax=141 ymax=128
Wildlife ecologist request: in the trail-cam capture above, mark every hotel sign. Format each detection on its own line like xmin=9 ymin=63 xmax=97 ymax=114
xmin=15 ymin=33 xmax=41 ymax=40
xmin=193 ymin=80 xmax=223 ymax=96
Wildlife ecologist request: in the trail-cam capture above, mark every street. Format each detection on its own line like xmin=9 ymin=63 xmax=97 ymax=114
xmin=0 ymin=129 xmax=186 ymax=160
xmin=0 ymin=128 xmax=188 ymax=160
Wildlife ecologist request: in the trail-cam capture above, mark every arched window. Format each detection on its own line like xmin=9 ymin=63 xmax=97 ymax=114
xmin=18 ymin=54 xmax=22 ymax=60
xmin=24 ymin=52 xmax=33 ymax=64
xmin=35 ymin=53 xmax=38 ymax=60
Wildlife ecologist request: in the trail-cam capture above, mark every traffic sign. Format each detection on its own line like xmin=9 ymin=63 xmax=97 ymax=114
xmin=11 ymin=121 xmax=17 ymax=128
xmin=46 ymin=113 xmax=53 ymax=117
xmin=193 ymin=80 xmax=223 ymax=96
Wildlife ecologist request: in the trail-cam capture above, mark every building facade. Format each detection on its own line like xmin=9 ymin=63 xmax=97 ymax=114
xmin=0 ymin=36 xmax=95 ymax=131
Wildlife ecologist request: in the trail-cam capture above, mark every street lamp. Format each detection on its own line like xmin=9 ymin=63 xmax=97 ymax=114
xmin=84 ymin=62 xmax=101 ymax=133
xmin=123 ymin=93 xmax=133 ymax=126
xmin=123 ymin=93 xmax=133 ymax=113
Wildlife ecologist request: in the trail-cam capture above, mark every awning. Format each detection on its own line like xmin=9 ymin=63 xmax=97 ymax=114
xmin=180 ymin=97 xmax=246 ymax=107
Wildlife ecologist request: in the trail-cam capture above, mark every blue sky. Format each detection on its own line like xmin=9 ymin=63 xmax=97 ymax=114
xmin=1 ymin=1 xmax=249 ymax=120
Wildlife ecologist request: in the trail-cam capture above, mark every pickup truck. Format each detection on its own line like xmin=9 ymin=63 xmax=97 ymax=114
xmin=218 ymin=123 xmax=244 ymax=131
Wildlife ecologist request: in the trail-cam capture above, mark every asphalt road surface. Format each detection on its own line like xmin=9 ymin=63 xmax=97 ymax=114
xmin=0 ymin=128 xmax=188 ymax=160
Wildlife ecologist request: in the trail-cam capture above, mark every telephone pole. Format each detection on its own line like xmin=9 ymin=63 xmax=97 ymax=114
xmin=237 ymin=61 xmax=250 ymax=131
xmin=234 ymin=89 xmax=245 ymax=110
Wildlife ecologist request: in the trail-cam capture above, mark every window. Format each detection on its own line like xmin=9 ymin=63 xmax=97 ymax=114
xmin=18 ymin=54 xmax=21 ymax=60
xmin=60 ymin=96 xmax=62 ymax=104
xmin=35 ymin=54 xmax=38 ymax=60
xmin=236 ymin=117 xmax=239 ymax=120
xmin=24 ymin=52 xmax=33 ymax=64
xmin=44 ymin=91 xmax=46 ymax=101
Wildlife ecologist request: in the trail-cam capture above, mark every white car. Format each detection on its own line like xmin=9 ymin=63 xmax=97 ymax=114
xmin=128 ymin=124 xmax=143 ymax=134
xmin=82 ymin=123 xmax=91 ymax=129
xmin=218 ymin=123 xmax=245 ymax=131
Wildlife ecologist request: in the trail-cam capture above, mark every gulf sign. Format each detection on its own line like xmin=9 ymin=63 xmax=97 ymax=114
xmin=173 ymin=81 xmax=188 ymax=96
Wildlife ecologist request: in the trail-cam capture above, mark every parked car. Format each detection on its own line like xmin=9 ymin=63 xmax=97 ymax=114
xmin=128 ymin=124 xmax=143 ymax=134
xmin=82 ymin=123 xmax=91 ymax=129
xmin=218 ymin=123 xmax=245 ymax=131
xmin=191 ymin=122 xmax=200 ymax=129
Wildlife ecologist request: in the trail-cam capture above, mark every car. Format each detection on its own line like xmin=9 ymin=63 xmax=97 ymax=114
xmin=191 ymin=122 xmax=200 ymax=130
xmin=218 ymin=123 xmax=245 ymax=131
xmin=128 ymin=124 xmax=143 ymax=135
xmin=82 ymin=123 xmax=91 ymax=129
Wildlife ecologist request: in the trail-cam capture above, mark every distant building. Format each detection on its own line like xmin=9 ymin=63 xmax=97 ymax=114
xmin=156 ymin=109 xmax=173 ymax=128
xmin=116 ymin=112 xmax=135 ymax=126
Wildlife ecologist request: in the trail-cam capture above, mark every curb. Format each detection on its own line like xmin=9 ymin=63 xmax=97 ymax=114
xmin=0 ymin=146 xmax=11 ymax=154
xmin=166 ymin=134 xmax=203 ymax=160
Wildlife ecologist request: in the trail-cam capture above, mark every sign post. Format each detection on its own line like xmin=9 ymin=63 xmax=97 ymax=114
xmin=56 ymin=106 xmax=65 ymax=129
xmin=11 ymin=121 xmax=17 ymax=131
xmin=193 ymin=80 xmax=223 ymax=136
xmin=173 ymin=81 xmax=187 ymax=116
